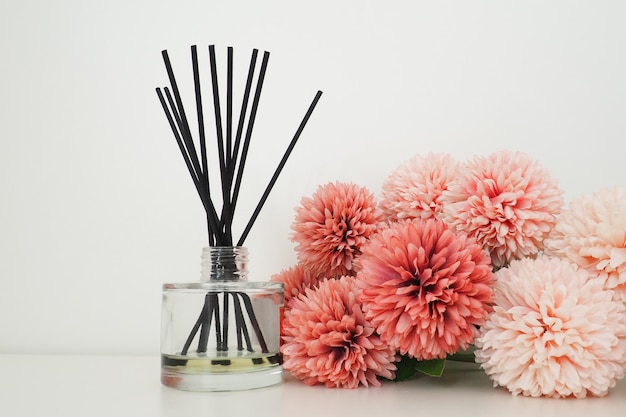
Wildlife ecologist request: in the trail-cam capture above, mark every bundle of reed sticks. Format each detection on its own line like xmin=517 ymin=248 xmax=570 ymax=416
xmin=156 ymin=45 xmax=322 ymax=247
xmin=156 ymin=45 xmax=321 ymax=357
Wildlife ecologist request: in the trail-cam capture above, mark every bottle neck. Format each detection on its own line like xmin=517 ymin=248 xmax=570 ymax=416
xmin=200 ymin=246 xmax=249 ymax=282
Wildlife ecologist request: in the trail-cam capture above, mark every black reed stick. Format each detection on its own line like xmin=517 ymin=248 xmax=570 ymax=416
xmin=230 ymin=51 xmax=270 ymax=216
xmin=209 ymin=45 xmax=236 ymax=245
xmin=191 ymin=45 xmax=213 ymax=245
xmin=222 ymin=293 xmax=230 ymax=351
xmin=231 ymin=294 xmax=247 ymax=351
xmin=157 ymin=88 xmax=213 ymax=223
xmin=223 ymin=47 xmax=234 ymax=243
xmin=197 ymin=293 xmax=213 ymax=353
xmin=237 ymin=90 xmax=323 ymax=246
xmin=208 ymin=45 xmax=226 ymax=178
xmin=212 ymin=293 xmax=223 ymax=351
xmin=161 ymin=51 xmax=203 ymax=181
xmin=240 ymin=293 xmax=268 ymax=353
xmin=191 ymin=46 xmax=208 ymax=186
xmin=181 ymin=294 xmax=211 ymax=355
xmin=230 ymin=49 xmax=258 ymax=187
xmin=226 ymin=46 xmax=234 ymax=173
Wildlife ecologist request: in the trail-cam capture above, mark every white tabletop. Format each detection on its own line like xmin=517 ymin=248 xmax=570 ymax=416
xmin=1 ymin=354 xmax=624 ymax=417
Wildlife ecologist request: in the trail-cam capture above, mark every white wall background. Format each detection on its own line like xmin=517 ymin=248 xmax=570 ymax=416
xmin=1 ymin=0 xmax=625 ymax=355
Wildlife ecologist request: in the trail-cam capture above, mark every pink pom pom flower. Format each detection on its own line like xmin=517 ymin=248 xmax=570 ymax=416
xmin=291 ymin=181 xmax=382 ymax=278
xmin=281 ymin=276 xmax=397 ymax=388
xmin=380 ymin=152 xmax=461 ymax=221
xmin=475 ymin=256 xmax=626 ymax=398
xmin=355 ymin=218 xmax=495 ymax=360
xmin=545 ymin=186 xmax=626 ymax=303
xmin=441 ymin=150 xmax=564 ymax=269
xmin=270 ymin=263 xmax=323 ymax=307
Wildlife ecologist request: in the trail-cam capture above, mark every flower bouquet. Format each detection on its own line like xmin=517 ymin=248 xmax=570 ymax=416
xmin=273 ymin=150 xmax=626 ymax=398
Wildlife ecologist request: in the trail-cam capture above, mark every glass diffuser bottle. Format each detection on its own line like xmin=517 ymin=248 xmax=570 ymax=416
xmin=155 ymin=45 xmax=321 ymax=390
xmin=161 ymin=246 xmax=284 ymax=391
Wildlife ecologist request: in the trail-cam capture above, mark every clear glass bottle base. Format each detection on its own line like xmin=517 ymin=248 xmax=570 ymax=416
xmin=160 ymin=247 xmax=284 ymax=391
xmin=161 ymin=354 xmax=284 ymax=391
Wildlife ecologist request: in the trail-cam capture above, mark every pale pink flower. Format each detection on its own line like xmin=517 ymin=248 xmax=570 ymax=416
xmin=380 ymin=153 xmax=460 ymax=221
xmin=475 ymin=256 xmax=626 ymax=398
xmin=545 ymin=186 xmax=626 ymax=303
xmin=291 ymin=182 xmax=382 ymax=278
xmin=270 ymin=264 xmax=323 ymax=306
xmin=281 ymin=276 xmax=397 ymax=388
xmin=355 ymin=218 xmax=495 ymax=360
xmin=441 ymin=150 xmax=564 ymax=268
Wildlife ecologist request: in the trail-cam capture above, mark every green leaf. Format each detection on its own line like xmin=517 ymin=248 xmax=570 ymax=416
xmin=415 ymin=358 xmax=446 ymax=377
xmin=391 ymin=354 xmax=419 ymax=382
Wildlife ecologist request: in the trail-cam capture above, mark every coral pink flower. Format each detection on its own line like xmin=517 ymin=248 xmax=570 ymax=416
xmin=281 ymin=276 xmax=397 ymax=388
xmin=475 ymin=256 xmax=626 ymax=398
xmin=270 ymin=263 xmax=323 ymax=306
xmin=291 ymin=182 xmax=382 ymax=278
xmin=355 ymin=218 xmax=495 ymax=360
xmin=380 ymin=153 xmax=460 ymax=221
xmin=545 ymin=186 xmax=626 ymax=303
xmin=441 ymin=150 xmax=563 ymax=268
